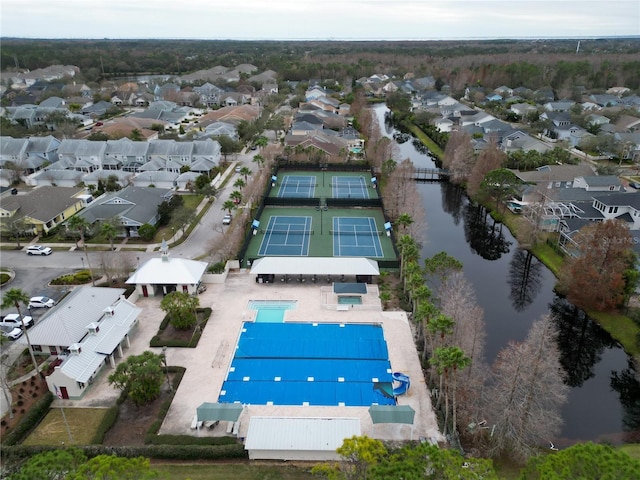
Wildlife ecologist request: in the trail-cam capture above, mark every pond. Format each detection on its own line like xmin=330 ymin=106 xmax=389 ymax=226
xmin=373 ymin=103 xmax=640 ymax=445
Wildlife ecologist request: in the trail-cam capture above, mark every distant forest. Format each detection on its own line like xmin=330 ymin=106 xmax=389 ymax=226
xmin=1 ymin=38 xmax=639 ymax=93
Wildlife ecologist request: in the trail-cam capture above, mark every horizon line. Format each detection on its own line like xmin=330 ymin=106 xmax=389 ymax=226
xmin=2 ymin=35 xmax=639 ymax=42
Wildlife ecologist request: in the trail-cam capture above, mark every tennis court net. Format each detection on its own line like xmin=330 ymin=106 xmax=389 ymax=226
xmin=330 ymin=229 xmax=383 ymax=236
xmin=260 ymin=229 xmax=314 ymax=235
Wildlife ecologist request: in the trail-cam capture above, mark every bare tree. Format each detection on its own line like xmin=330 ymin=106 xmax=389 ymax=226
xmin=484 ymin=313 xmax=569 ymax=462
xmin=383 ymin=158 xmax=426 ymax=240
xmin=467 ymin=142 xmax=507 ymax=197
xmin=438 ymin=272 xmax=489 ymax=433
xmin=443 ymin=130 xmax=474 ymax=185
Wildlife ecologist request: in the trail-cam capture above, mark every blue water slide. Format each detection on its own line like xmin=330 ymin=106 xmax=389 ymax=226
xmin=392 ymin=372 xmax=410 ymax=396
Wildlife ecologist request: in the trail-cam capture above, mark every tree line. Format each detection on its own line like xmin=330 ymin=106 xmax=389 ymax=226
xmin=2 ymin=38 xmax=639 ymax=92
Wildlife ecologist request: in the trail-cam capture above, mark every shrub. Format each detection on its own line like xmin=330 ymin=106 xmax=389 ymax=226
xmin=3 ymin=392 xmax=54 ymax=446
xmin=137 ymin=224 xmax=156 ymax=241
xmin=208 ymin=261 xmax=226 ymax=274
xmin=90 ymin=406 xmax=119 ymax=444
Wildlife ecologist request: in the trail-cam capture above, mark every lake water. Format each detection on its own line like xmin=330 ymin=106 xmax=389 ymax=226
xmin=373 ymin=104 xmax=640 ymax=445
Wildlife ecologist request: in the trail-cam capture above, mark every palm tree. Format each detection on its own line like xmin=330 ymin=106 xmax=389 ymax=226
xmin=397 ymin=234 xmax=419 ymax=281
xmin=67 ymin=215 xmax=95 ymax=285
xmin=447 ymin=347 xmax=471 ymax=437
xmin=230 ymin=190 xmax=243 ymax=205
xmin=233 ymin=178 xmax=246 ymax=190
xmin=252 ymin=154 xmax=265 ymax=168
xmin=255 ymin=136 xmax=268 ymax=150
xmin=2 ymin=288 xmax=40 ymax=377
xmin=395 ymin=213 xmax=414 ymax=234
xmin=100 ymin=217 xmax=120 ymax=251
xmin=240 ymin=167 xmax=252 ymax=182
xmin=222 ymin=200 xmax=236 ymax=215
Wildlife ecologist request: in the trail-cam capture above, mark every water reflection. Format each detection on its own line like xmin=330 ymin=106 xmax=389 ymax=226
xmin=508 ymin=249 xmax=543 ymax=312
xmin=611 ymin=361 xmax=640 ymax=443
xmin=393 ymin=132 xmax=410 ymax=144
xmin=440 ymin=182 xmax=465 ymax=226
xmin=550 ymin=297 xmax=615 ymax=388
xmin=463 ymin=202 xmax=512 ymax=260
xmin=412 ymin=138 xmax=431 ymax=155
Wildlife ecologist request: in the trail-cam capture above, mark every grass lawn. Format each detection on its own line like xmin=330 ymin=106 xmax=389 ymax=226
xmin=590 ymin=311 xmax=640 ymax=356
xmin=23 ymin=407 xmax=110 ymax=446
xmin=530 ymin=242 xmax=564 ymax=277
xmin=152 ymin=463 xmax=317 ymax=480
xmin=620 ymin=444 xmax=640 ymax=460
xmin=403 ymin=122 xmax=444 ymax=159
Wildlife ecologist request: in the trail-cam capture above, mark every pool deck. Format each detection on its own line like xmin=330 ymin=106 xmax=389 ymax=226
xmin=58 ymin=270 xmax=443 ymax=444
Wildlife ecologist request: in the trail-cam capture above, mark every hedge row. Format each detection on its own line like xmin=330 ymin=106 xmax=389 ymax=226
xmin=2 ymin=444 xmax=248 ymax=463
xmin=2 ymin=392 xmax=53 ymax=446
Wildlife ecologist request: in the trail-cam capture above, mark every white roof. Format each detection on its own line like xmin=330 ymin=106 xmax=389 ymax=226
xmin=126 ymin=256 xmax=207 ymax=285
xmin=245 ymin=417 xmax=360 ymax=452
xmin=22 ymin=287 xmax=125 ymax=348
xmin=60 ymin=298 xmax=141 ymax=383
xmin=250 ymin=257 xmax=379 ymax=276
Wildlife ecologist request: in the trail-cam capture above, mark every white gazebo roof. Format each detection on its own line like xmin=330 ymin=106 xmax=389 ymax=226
xmin=126 ymin=256 xmax=207 ymax=285
xmin=250 ymin=257 xmax=379 ymax=276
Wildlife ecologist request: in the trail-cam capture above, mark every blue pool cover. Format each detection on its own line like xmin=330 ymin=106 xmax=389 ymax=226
xmin=220 ymin=323 xmax=395 ymax=406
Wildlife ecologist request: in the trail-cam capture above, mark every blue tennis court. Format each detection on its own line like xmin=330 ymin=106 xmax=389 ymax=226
xmin=332 ymin=217 xmax=384 ymax=257
xmin=219 ymin=323 xmax=396 ymax=406
xmin=278 ymin=175 xmax=317 ymax=198
xmin=332 ymin=176 xmax=369 ymax=199
xmin=258 ymin=216 xmax=312 ymax=256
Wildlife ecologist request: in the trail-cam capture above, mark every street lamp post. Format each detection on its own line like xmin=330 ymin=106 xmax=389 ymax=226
xmin=81 ymin=256 xmax=84 ymax=270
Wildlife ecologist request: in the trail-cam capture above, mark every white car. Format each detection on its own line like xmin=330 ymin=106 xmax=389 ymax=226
xmin=0 ymin=313 xmax=34 ymax=329
xmin=26 ymin=245 xmax=52 ymax=256
xmin=1 ymin=326 xmax=23 ymax=341
xmin=28 ymin=296 xmax=56 ymax=309
xmin=222 ymin=214 xmax=232 ymax=225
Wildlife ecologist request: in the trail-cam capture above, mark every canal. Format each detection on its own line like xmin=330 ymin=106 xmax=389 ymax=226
xmin=373 ymin=104 xmax=640 ymax=445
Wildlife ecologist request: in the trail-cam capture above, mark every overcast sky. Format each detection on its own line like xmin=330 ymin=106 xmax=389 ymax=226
xmin=1 ymin=0 xmax=638 ymax=40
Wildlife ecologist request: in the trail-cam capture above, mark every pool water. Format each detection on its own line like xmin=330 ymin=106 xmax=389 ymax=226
xmin=250 ymin=300 xmax=297 ymax=323
xmin=255 ymin=309 xmax=286 ymax=323
xmin=248 ymin=300 xmax=297 ymax=310
xmin=338 ymin=296 xmax=362 ymax=305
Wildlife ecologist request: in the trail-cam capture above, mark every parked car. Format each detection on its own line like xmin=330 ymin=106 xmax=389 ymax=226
xmin=630 ymin=182 xmax=640 ymax=189
xmin=0 ymin=313 xmax=34 ymax=329
xmin=28 ymin=296 xmax=56 ymax=308
xmin=235 ymin=166 xmax=242 ymax=173
xmin=26 ymin=245 xmax=52 ymax=256
xmin=222 ymin=214 xmax=232 ymax=225
xmin=1 ymin=326 xmax=23 ymax=341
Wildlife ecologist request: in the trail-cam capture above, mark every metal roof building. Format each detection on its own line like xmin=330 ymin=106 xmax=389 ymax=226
xmin=244 ymin=417 xmax=361 ymax=461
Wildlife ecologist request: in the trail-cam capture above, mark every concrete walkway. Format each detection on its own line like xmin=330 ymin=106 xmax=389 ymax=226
xmin=59 ymin=271 xmax=443 ymax=444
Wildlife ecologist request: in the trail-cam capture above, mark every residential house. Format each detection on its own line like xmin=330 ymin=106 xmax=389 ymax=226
xmin=193 ymin=82 xmax=224 ymax=107
xmin=572 ymin=175 xmax=622 ymax=191
xmin=614 ymin=132 xmax=640 ymax=161
xmin=543 ymin=100 xmax=575 ymax=112
xmin=154 ymin=83 xmax=181 ymax=101
xmin=590 ymin=94 xmax=620 ymax=107
xmin=510 ymin=103 xmax=538 ymax=117
xmin=199 ymin=121 xmax=239 ymax=141
xmin=77 ymin=185 xmax=173 ymax=237
xmin=501 ymin=131 xmax=551 ymax=154
xmin=0 ymin=186 xmax=86 ymax=235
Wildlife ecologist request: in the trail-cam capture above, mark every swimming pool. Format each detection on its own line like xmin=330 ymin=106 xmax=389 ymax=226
xmin=220 ymin=323 xmax=395 ymax=407
xmin=249 ymin=300 xmax=296 ymax=323
xmin=338 ymin=296 xmax=362 ymax=305
xmin=255 ymin=309 xmax=286 ymax=323
xmin=248 ymin=300 xmax=297 ymax=310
